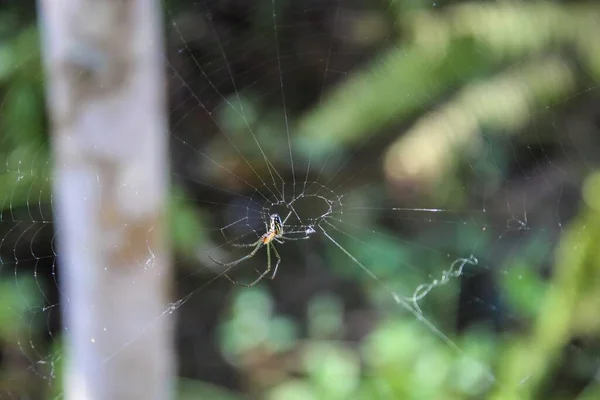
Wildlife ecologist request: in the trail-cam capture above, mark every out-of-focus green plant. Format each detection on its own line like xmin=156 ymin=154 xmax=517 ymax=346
xmin=296 ymin=2 xmax=600 ymax=190
xmin=359 ymin=319 xmax=497 ymax=400
xmin=491 ymin=171 xmax=600 ymax=400
xmin=0 ymin=12 xmax=51 ymax=396
xmin=215 ymin=283 xmax=499 ymax=399
xmin=170 ymin=186 xmax=211 ymax=257
xmin=0 ymin=20 xmax=49 ymax=211
xmin=1 ymin=1 xmax=599 ymax=399
xmin=0 ymin=275 xmax=45 ymax=395
xmin=210 ymin=165 xmax=600 ymax=399
xmin=178 ymin=378 xmax=245 ymax=400
xmin=214 ymin=221 xmax=599 ymax=399
xmin=219 ymin=286 xmax=298 ymax=362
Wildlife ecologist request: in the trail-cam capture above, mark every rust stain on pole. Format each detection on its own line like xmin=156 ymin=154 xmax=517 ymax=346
xmin=87 ymin=156 xmax=165 ymax=269
xmin=110 ymin=216 xmax=162 ymax=266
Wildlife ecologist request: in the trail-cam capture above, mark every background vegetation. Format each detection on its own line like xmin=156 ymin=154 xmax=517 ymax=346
xmin=0 ymin=0 xmax=599 ymax=399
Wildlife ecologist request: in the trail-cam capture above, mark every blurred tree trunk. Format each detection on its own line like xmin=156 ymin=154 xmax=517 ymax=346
xmin=38 ymin=1 xmax=173 ymax=399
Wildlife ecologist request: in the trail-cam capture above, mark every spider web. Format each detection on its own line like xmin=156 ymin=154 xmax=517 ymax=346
xmin=0 ymin=0 xmax=599 ymax=398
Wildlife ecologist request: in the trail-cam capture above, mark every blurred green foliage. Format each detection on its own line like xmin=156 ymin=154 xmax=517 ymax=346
xmin=0 ymin=0 xmax=599 ymax=399
xmin=216 ymin=286 xmax=498 ymax=399
xmin=203 ymin=1 xmax=600 ymax=399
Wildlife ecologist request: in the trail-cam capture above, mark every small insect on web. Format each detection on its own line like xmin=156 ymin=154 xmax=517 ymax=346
xmin=208 ymin=211 xmax=315 ymax=287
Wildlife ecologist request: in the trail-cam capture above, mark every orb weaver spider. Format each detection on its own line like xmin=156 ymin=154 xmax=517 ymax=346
xmin=209 ymin=211 xmax=314 ymax=287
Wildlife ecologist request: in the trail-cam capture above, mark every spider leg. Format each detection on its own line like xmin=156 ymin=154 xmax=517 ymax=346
xmin=279 ymin=234 xmax=312 ymax=241
xmin=208 ymin=241 xmax=263 ymax=272
xmin=241 ymin=242 xmax=273 ymax=287
xmin=231 ymin=238 xmax=262 ymax=248
xmin=266 ymin=244 xmax=281 ymax=280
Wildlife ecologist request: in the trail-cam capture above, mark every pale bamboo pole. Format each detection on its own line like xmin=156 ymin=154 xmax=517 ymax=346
xmin=38 ymin=1 xmax=174 ymax=399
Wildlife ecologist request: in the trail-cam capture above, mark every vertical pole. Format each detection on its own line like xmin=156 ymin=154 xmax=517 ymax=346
xmin=38 ymin=1 xmax=173 ymax=399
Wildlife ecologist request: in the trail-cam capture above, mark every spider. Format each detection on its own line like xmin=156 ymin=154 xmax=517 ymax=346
xmin=208 ymin=211 xmax=313 ymax=287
